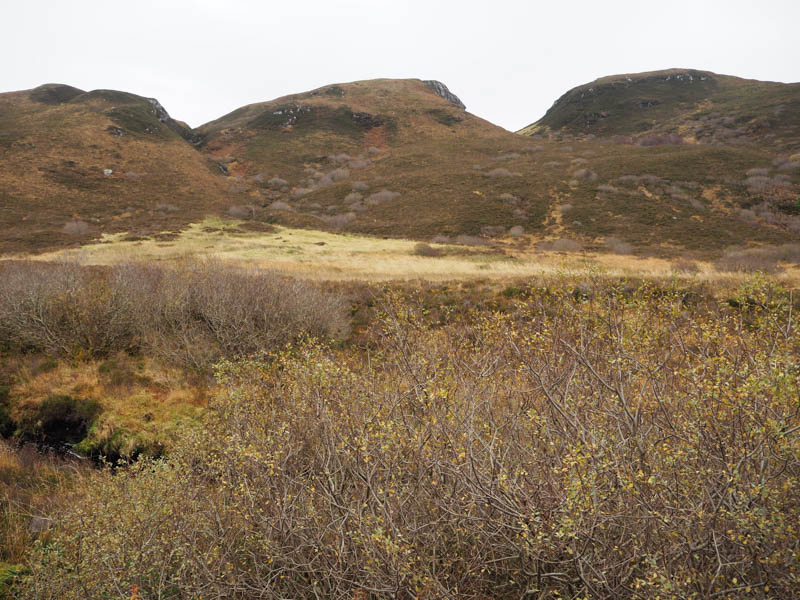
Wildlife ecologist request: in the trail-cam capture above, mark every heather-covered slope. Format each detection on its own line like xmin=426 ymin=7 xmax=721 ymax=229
xmin=519 ymin=69 xmax=800 ymax=151
xmin=194 ymin=77 xmax=798 ymax=254
xmin=0 ymin=84 xmax=241 ymax=253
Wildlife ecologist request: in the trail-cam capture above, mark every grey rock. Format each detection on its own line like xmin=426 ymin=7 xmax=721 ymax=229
xmin=422 ymin=80 xmax=466 ymax=110
xmin=29 ymin=516 xmax=54 ymax=534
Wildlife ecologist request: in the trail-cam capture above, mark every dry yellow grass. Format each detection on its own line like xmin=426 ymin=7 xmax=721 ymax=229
xmin=17 ymin=217 xmax=799 ymax=285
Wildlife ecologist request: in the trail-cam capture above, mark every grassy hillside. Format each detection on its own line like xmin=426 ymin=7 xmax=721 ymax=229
xmin=195 ymin=78 xmax=550 ymax=240
xmin=191 ymin=77 xmax=800 ymax=256
xmin=0 ymin=84 xmax=245 ymax=253
xmin=1 ymin=75 xmax=798 ymax=258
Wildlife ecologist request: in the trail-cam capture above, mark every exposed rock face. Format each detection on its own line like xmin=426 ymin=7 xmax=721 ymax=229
xmin=147 ymin=97 xmax=202 ymax=143
xmin=147 ymin=97 xmax=172 ymax=123
xmin=422 ymin=80 xmax=466 ymax=110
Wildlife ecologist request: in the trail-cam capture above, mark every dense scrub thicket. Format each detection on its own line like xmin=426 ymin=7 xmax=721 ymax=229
xmin=0 ymin=260 xmax=349 ymax=371
xmin=22 ymin=280 xmax=800 ymax=599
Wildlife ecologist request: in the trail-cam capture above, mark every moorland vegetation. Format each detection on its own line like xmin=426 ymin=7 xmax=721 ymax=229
xmin=0 ymin=260 xmax=798 ymax=598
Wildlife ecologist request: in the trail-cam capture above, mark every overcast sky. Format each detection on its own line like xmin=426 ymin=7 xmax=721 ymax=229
xmin=3 ymin=0 xmax=798 ymax=131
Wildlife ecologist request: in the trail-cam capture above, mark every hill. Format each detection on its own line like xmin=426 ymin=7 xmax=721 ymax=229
xmin=519 ymin=69 xmax=800 ymax=150
xmin=510 ymin=70 xmax=800 ymax=253
xmin=0 ymin=75 xmax=798 ymax=258
xmin=0 ymin=84 xmax=245 ymax=253
xmin=194 ymin=78 xmax=556 ymax=240
xmin=194 ymin=76 xmax=798 ymax=255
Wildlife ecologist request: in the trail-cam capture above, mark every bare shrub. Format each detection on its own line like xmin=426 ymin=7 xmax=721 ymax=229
xmin=367 ymin=146 xmax=381 ymax=156
xmin=777 ymin=160 xmax=800 ymax=171
xmin=570 ymin=157 xmax=588 ymax=166
xmin=312 ymin=177 xmax=329 ymax=188
xmin=689 ymin=197 xmax=706 ymax=211
xmin=347 ymin=158 xmax=370 ymax=169
xmin=616 ymin=174 xmax=663 ymax=186
xmin=344 ymin=192 xmax=363 ymax=204
xmin=0 ymin=262 xmax=136 ymax=356
xmin=745 ymin=175 xmax=772 ymax=193
xmin=28 ymin=286 xmax=800 ymax=598
xmin=481 ymin=225 xmax=506 ymax=237
xmin=228 ymin=205 xmax=254 ymax=219
xmin=328 ymin=153 xmax=351 ymax=165
xmin=268 ymin=177 xmax=288 ymax=189
xmin=320 ymin=212 xmax=356 ymax=229
xmin=430 ymin=234 xmax=450 ymax=243
xmin=572 ymin=168 xmax=597 ymax=181
xmin=454 ymin=234 xmax=488 ymax=246
xmin=543 ymin=161 xmax=562 ymax=168
xmin=329 ymin=167 xmax=350 ymax=182
xmin=712 ymin=245 xmax=800 ymax=273
xmin=508 ymin=225 xmax=524 ymax=238
xmin=596 ymin=184 xmax=618 ymax=194
xmin=738 ymin=208 xmax=758 ymax=223
xmin=604 ymin=237 xmax=633 ymax=254
xmin=154 ymin=203 xmax=179 ymax=213
xmin=351 ymin=181 xmax=369 ymax=192
xmin=495 ymin=153 xmax=520 ymax=161
xmin=559 ymin=203 xmax=573 ymax=213
xmin=498 ymin=193 xmax=518 ymax=203
xmin=538 ymin=238 xmax=584 ymax=252
xmin=773 ymin=156 xmax=789 ymax=168
xmin=0 ymin=261 xmax=350 ymax=370
xmin=484 ymin=168 xmax=515 ymax=178
xmin=268 ymin=201 xmax=292 ymax=211
xmin=412 ymin=242 xmax=442 ymax=257
xmin=364 ymin=190 xmax=399 ymax=206
xmin=746 ymin=167 xmax=770 ymax=177
xmin=62 ymin=220 xmax=89 ymax=235
xmin=638 ymin=133 xmax=683 ymax=146
xmin=291 ymin=187 xmax=312 ymax=199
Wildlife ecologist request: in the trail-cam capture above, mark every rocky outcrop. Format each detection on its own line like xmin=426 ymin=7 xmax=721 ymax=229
xmin=147 ymin=97 xmax=202 ymax=144
xmin=422 ymin=80 xmax=466 ymax=110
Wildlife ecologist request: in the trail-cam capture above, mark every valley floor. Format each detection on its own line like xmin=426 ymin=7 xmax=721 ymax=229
xmin=12 ymin=217 xmax=800 ymax=285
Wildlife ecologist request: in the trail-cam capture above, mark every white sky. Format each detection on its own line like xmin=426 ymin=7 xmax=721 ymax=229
xmin=2 ymin=0 xmax=798 ymax=131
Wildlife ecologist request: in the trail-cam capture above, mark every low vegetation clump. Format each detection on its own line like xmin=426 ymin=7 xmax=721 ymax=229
xmin=228 ymin=205 xmax=254 ymax=219
xmin=364 ymin=190 xmax=400 ymax=206
xmin=21 ymin=281 xmax=800 ymax=598
xmin=538 ymin=238 xmax=584 ymax=252
xmin=412 ymin=242 xmax=443 ymax=257
xmin=61 ymin=220 xmax=89 ymax=236
xmin=485 ymin=168 xmax=515 ymax=178
xmin=603 ymin=236 xmax=633 ymax=255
